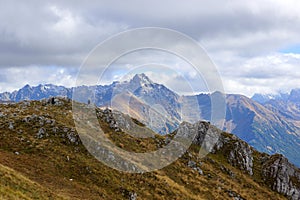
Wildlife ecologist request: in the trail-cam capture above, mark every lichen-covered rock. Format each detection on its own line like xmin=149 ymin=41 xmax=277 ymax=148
xmin=262 ymin=154 xmax=300 ymax=200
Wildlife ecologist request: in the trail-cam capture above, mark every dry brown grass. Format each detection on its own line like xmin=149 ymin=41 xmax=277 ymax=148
xmin=0 ymin=99 xmax=287 ymax=199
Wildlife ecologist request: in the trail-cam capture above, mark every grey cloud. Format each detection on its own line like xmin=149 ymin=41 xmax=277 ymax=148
xmin=1 ymin=0 xmax=300 ymax=68
xmin=0 ymin=0 xmax=300 ymax=95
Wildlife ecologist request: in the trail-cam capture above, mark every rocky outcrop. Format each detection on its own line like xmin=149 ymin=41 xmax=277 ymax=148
xmin=191 ymin=121 xmax=210 ymax=146
xmin=227 ymin=140 xmax=253 ymax=176
xmin=214 ymin=135 xmax=253 ymax=175
xmin=96 ymin=108 xmax=155 ymax=138
xmin=190 ymin=122 xmax=300 ymax=199
xmin=191 ymin=122 xmax=254 ymax=176
xmin=262 ymin=154 xmax=300 ymax=200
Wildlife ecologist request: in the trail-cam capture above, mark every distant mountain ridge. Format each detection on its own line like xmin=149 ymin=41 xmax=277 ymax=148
xmin=252 ymin=92 xmax=289 ymax=104
xmin=1 ymin=74 xmax=300 ymax=167
xmin=0 ymin=83 xmax=72 ymax=102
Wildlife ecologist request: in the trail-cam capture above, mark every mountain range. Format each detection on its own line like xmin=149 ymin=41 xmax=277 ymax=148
xmin=1 ymin=74 xmax=300 ymax=168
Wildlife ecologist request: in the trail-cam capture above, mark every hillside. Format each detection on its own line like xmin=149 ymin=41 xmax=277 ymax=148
xmin=0 ymin=98 xmax=299 ymax=199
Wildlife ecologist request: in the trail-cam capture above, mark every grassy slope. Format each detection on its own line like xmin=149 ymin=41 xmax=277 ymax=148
xmin=0 ymin=99 xmax=286 ymax=199
xmin=0 ymin=163 xmax=66 ymax=200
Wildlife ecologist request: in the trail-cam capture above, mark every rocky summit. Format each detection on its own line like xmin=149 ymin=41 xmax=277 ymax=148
xmin=0 ymin=97 xmax=300 ymax=199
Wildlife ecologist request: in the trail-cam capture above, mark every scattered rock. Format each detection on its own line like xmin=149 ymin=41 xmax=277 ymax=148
xmin=128 ymin=192 xmax=137 ymax=200
xmin=37 ymin=128 xmax=48 ymax=139
xmin=197 ymin=167 xmax=203 ymax=175
xmin=207 ymin=173 xmax=212 ymax=179
xmin=67 ymin=131 xmax=79 ymax=145
xmin=8 ymin=121 xmax=14 ymax=130
xmin=187 ymin=160 xmax=196 ymax=168
xmin=226 ymin=189 xmax=245 ymax=200
xmin=43 ymin=97 xmax=65 ymax=106
xmin=220 ymin=165 xmax=235 ymax=178
xmin=121 ymin=188 xmax=137 ymax=200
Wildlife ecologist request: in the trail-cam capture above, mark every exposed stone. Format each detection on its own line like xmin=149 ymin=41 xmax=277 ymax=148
xmin=67 ymin=131 xmax=79 ymax=145
xmin=189 ymin=121 xmax=253 ymax=176
xmin=212 ymin=133 xmax=253 ymax=176
xmin=52 ymin=127 xmax=59 ymax=133
xmin=226 ymin=190 xmax=245 ymax=200
xmin=37 ymin=128 xmax=48 ymax=139
xmin=187 ymin=160 xmax=197 ymax=168
xmin=262 ymin=154 xmax=300 ymax=200
xmin=39 ymin=116 xmax=45 ymax=126
xmin=128 ymin=192 xmax=137 ymax=200
xmin=227 ymin=141 xmax=253 ymax=176
xmin=45 ymin=119 xmax=53 ymax=124
xmin=220 ymin=165 xmax=235 ymax=178
xmin=120 ymin=188 xmax=137 ymax=200
xmin=196 ymin=167 xmax=203 ymax=175
xmin=8 ymin=121 xmax=14 ymax=130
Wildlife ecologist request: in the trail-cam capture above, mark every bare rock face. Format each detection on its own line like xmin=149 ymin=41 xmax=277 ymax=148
xmin=191 ymin=121 xmax=210 ymax=146
xmin=227 ymin=141 xmax=253 ymax=176
xmin=194 ymin=122 xmax=254 ymax=176
xmin=215 ymin=136 xmax=253 ymax=175
xmin=186 ymin=121 xmax=254 ymax=176
xmin=262 ymin=154 xmax=300 ymax=200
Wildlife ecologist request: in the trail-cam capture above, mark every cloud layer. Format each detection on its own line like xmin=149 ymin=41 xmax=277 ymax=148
xmin=1 ymin=0 xmax=300 ymax=96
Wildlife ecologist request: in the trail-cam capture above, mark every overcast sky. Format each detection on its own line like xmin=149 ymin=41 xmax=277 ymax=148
xmin=1 ymin=0 xmax=300 ymax=96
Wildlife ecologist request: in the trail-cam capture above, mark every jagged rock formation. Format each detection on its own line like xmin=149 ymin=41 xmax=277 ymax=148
xmin=178 ymin=121 xmax=254 ymax=176
xmin=177 ymin=118 xmax=300 ymax=198
xmin=262 ymin=154 xmax=300 ymax=200
xmin=214 ymin=134 xmax=254 ymax=176
xmin=163 ymin=118 xmax=300 ymax=199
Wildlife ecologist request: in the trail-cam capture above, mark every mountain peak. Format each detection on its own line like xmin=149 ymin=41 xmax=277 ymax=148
xmin=289 ymin=88 xmax=300 ymax=102
xmin=130 ymin=73 xmax=154 ymax=86
xmin=23 ymin=84 xmax=31 ymax=89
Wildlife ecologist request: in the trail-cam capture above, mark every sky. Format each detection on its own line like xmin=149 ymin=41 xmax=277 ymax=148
xmin=0 ymin=0 xmax=300 ymax=97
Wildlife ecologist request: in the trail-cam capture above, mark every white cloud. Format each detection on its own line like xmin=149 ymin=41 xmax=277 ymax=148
xmin=0 ymin=66 xmax=77 ymax=92
xmin=50 ymin=6 xmax=79 ymax=36
xmin=215 ymin=53 xmax=300 ymax=96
